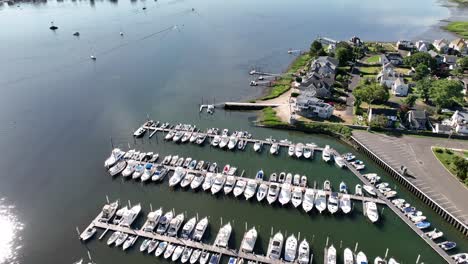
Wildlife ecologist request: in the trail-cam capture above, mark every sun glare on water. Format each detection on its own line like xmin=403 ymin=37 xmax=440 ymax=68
xmin=0 ymin=198 xmax=23 ymax=264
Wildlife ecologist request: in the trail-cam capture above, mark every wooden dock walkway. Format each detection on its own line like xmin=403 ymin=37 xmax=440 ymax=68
xmin=223 ymin=102 xmax=283 ymax=110
xmin=84 ymin=213 xmax=285 ymax=264
xmin=330 ymin=149 xmax=456 ymax=264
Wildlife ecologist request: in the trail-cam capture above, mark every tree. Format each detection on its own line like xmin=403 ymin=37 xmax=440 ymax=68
xmin=414 ymin=77 xmax=432 ymax=103
xmin=413 ymin=64 xmax=430 ymax=81
xmin=403 ymin=52 xmax=437 ymax=70
xmin=353 ymin=81 xmax=389 ymax=110
xmin=403 ymin=94 xmax=418 ymax=107
xmin=309 ymin=41 xmax=323 ymax=57
xmin=458 ymin=56 xmax=468 ymax=70
xmin=429 ymin=79 xmax=464 ymax=109
xmin=369 ymin=115 xmax=389 ymax=129
xmin=335 ymin=47 xmax=353 ymax=66
xmin=452 ymin=156 xmax=468 ymax=181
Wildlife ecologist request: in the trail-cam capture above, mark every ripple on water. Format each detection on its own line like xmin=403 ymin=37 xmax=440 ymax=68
xmin=0 ymin=197 xmax=23 ymax=264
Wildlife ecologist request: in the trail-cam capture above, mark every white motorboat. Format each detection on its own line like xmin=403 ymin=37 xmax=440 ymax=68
xmin=99 ymin=200 xmax=119 ymax=222
xmin=199 ymin=251 xmax=210 ymax=264
xmin=169 ymin=167 xmax=186 ymax=187
xmin=131 ymin=163 xmax=144 ymax=179
xmin=190 ymin=249 xmax=202 ymax=264
xmin=123 ymin=149 xmax=135 ymax=159
xmin=270 ymin=173 xmax=278 ymax=182
xmin=165 ymin=130 xmax=176 ymax=140
xmin=105 ymin=148 xmax=125 ymax=168
xmin=107 ymin=231 xmax=120 ymax=246
xmin=295 ymin=143 xmax=304 ymax=158
xmin=227 ymin=136 xmax=238 ymax=150
xmin=162 ymin=155 xmax=172 ymax=165
xmin=122 ymin=235 xmax=137 ymax=250
xmin=426 ymin=228 xmax=444 ymax=240
xmin=172 ymin=245 xmax=185 ymax=262
xmin=267 ymin=183 xmax=280 ymax=204
xmin=195 ymin=160 xmax=205 ymax=171
xmin=293 ymin=174 xmax=301 ymax=186
xmin=327 ymin=192 xmax=339 ymax=214
xmin=233 ymin=179 xmax=247 ymax=197
xmin=344 ymin=248 xmax=354 ymax=264
xmin=343 ymin=152 xmax=356 ymax=161
xmin=181 ymin=247 xmax=193 ymax=263
xmin=122 ymin=160 xmax=137 ymax=178
xmin=190 ymin=132 xmax=198 ymax=143
xmin=188 ymin=160 xmax=197 ymax=170
xmin=173 ymin=131 xmax=184 ymax=142
xmin=244 ymin=179 xmax=258 ymax=200
xmin=452 ymin=253 xmax=468 ymax=264
xmin=196 ymin=134 xmax=207 ymax=145
xmin=152 ymin=166 xmax=169 ymax=181
xmin=224 ymin=176 xmax=237 ymax=194
xmin=253 ymin=141 xmax=262 ymax=152
xmin=374 ymin=257 xmax=386 ymax=264
xmin=285 ymin=173 xmax=293 ymax=184
xmin=219 ymin=135 xmax=229 ymax=148
xmin=334 ymin=156 xmax=346 ymax=168
xmin=214 ymin=222 xmax=232 ymax=248
xmin=181 ymin=217 xmax=197 ymax=239
xmin=385 ymin=190 xmax=397 ymax=199
xmin=240 ymin=227 xmax=257 ymax=253
xmin=327 ymin=245 xmax=336 ymax=264
xmin=322 ymin=145 xmax=332 ymax=162
xmin=339 ymin=181 xmax=348 ymax=194
xmin=323 ymin=180 xmax=331 ymax=192
xmin=208 ymin=162 xmax=217 ymax=173
xmin=284 ymin=234 xmax=298 ymax=262
xmin=227 ymin=166 xmax=237 ymax=176
xmin=291 ymin=187 xmax=303 ymax=208
xmin=303 ymin=147 xmax=312 ymax=159
xmin=300 ymin=175 xmax=307 ymax=187
xmin=120 ymin=203 xmax=142 ymax=227
xmin=191 ymin=174 xmax=204 ymax=190
xmin=255 ymin=169 xmax=264 ymax=181
xmin=181 ymin=132 xmax=192 ymax=143
xmin=156 ymin=211 xmax=174 ymax=234
xmin=314 ymin=190 xmax=327 ymax=213
xmin=109 ymin=160 xmax=127 ymax=176
xmin=288 ymin=145 xmax=295 ymax=157
xmin=267 ymin=232 xmax=284 ymax=260
xmin=183 ymin=157 xmax=193 ymax=168
xmin=115 ymin=232 xmax=129 ymax=247
xmin=141 ymin=163 xmax=156 ymax=182
xmin=181 ymin=173 xmax=196 ymax=188
xmin=211 ymin=173 xmax=226 ymax=195
xmin=355 ymin=184 xmax=363 ymax=196
xmin=147 ymin=240 xmax=159 ymax=254
xmin=363 ymin=185 xmax=377 ymax=196
xmin=297 ymin=239 xmax=310 ymax=264
xmin=140 ymin=239 xmax=151 ymax=252
xmin=167 ymin=213 xmax=185 ymax=236
xmin=112 ymin=206 xmax=128 ymax=225
xmin=142 ymin=208 xmax=163 ymax=232
xmin=340 ymin=194 xmax=352 ymax=214
xmin=388 ymin=258 xmax=400 ymax=264
xmin=80 ymin=227 xmax=97 ymax=241
xmin=302 ymin=189 xmax=315 ymax=212
xmin=192 ymin=217 xmax=209 ymax=241
xmin=365 ymin=202 xmax=379 ymax=223
xmin=278 ymin=172 xmax=286 ymax=183
xmin=279 ymin=183 xmax=292 ymax=206
xmin=270 ymin=143 xmax=279 ymax=155
xmin=155 ymin=241 xmax=168 ymax=257
xmin=356 ymin=251 xmax=368 ymax=264
xmin=212 ymin=135 xmax=221 ymax=147
xmin=202 ymin=173 xmax=215 ymax=191
xmin=256 ymin=183 xmax=268 ymax=202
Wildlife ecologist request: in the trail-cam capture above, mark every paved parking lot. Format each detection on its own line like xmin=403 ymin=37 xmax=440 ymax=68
xmin=353 ymin=131 xmax=468 ymax=225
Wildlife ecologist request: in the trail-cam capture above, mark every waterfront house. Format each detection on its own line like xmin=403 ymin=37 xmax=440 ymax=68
xmin=295 ymin=95 xmax=334 ymax=119
xmin=377 ymin=63 xmax=400 ymax=88
xmin=406 ymin=110 xmax=429 ymax=130
xmin=368 ymin=108 xmax=398 ymax=127
xmin=415 ymin=40 xmax=430 ymax=52
xmin=311 ymin=56 xmax=339 ymax=75
xmin=397 ymin=40 xmax=414 ymax=50
xmin=433 ymin=39 xmax=449 ymax=53
xmin=379 ymin=53 xmax=403 ymax=66
xmin=391 ymin=77 xmax=409 ymax=96
xmin=450 ymin=110 xmax=468 ymax=134
xmin=443 ymin=55 xmax=458 ymax=69
xmin=349 ymin=36 xmax=363 ymax=46
xmin=449 ymin=38 xmax=467 ymax=54
xmin=299 ymin=56 xmax=338 ymax=99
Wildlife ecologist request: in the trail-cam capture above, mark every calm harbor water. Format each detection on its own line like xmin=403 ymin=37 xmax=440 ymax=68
xmin=0 ymin=0 xmax=467 ymax=263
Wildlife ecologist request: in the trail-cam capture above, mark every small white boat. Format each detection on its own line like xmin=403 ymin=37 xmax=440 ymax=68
xmin=80 ymin=227 xmax=97 ymax=241
xmin=293 ymin=174 xmax=300 ymax=186
xmin=285 ymin=173 xmax=293 ymax=184
xmin=115 ymin=232 xmax=129 ymax=247
xmin=134 ymin=126 xmax=147 ymax=137
xmin=122 ymin=160 xmax=137 ymax=178
xmin=192 ymin=217 xmax=209 ymax=241
xmin=181 ymin=173 xmax=195 ymax=188
xmin=323 ymin=180 xmax=331 ymax=192
xmin=169 ymin=167 xmax=186 ymax=187
xmin=219 ymin=135 xmax=229 ymax=148
xmin=339 ymin=181 xmax=348 ymax=193
xmin=214 ymin=223 xmax=232 ymax=248
xmin=295 ymin=143 xmax=304 ymax=158
xmin=340 ymin=194 xmax=352 ymax=214
xmin=374 ymin=257 xmax=386 ymax=264
xmin=189 ymin=132 xmax=198 ymax=143
xmin=322 ymin=145 xmax=332 ymax=162
xmin=267 ymin=183 xmax=280 ymax=204
xmin=191 ymin=174 xmax=205 ymax=190
xmin=244 ymin=179 xmax=258 ymax=200
xmin=255 ymin=169 xmax=264 ymax=181
xmin=183 ymin=157 xmax=193 ymax=168
xmin=284 ymin=234 xmax=298 ymax=262
xmin=142 ymin=208 xmax=163 ymax=232
xmin=452 ymin=253 xmax=468 ymax=264
xmin=303 ymin=147 xmax=312 ymax=159
xmin=181 ymin=217 xmax=197 ymax=239
xmin=147 ymin=239 xmax=159 ymax=254
xmin=212 ymin=135 xmax=221 ymax=147
xmin=165 ymin=131 xmax=176 ymax=140
xmin=270 ymin=143 xmax=279 ymax=155
xmin=302 ymin=189 xmax=315 ymax=212
xmin=388 ymin=258 xmax=400 ymax=264
xmin=291 ymin=187 xmax=303 ymax=208
xmin=334 ymin=156 xmax=346 ymax=168
xmin=155 ymin=241 xmax=168 ymax=257
xmin=288 ymin=145 xmax=295 ymax=157
xmin=355 ymin=184 xmax=363 ymax=196
xmin=181 ymin=247 xmax=193 ymax=263
xmin=327 ymin=245 xmax=336 ymax=264
xmin=314 ymin=190 xmax=327 ymax=213
xmin=199 ymin=251 xmax=210 ymax=264
xmin=363 ymin=185 xmax=376 ymax=196
xmin=297 ymin=239 xmax=310 ymax=264
xmin=107 ymin=231 xmax=120 ymax=246
xmin=356 ymin=251 xmax=368 ymax=264
xmin=233 ymin=179 xmax=247 ymax=197
xmin=156 ymin=211 xmax=174 ymax=234
xmin=109 ymin=160 xmax=127 ymax=176
xmin=300 ymin=175 xmax=307 ymax=188
xmin=426 ymin=228 xmax=444 ymax=240
xmin=278 ymin=172 xmax=286 ymax=183
xmin=141 ymin=163 xmax=156 ymax=182
xmin=224 ymin=176 xmax=237 ymax=194
xmin=365 ymin=202 xmax=379 ymax=223
xmin=172 ymin=245 xmax=185 ymax=261
xmin=253 ymin=141 xmax=262 ymax=152
xmin=227 ymin=136 xmax=238 ymax=150
xmin=190 ymin=249 xmax=202 ymax=264
xmin=122 ymin=235 xmax=137 ymax=250
xmin=343 ymin=248 xmax=354 ymax=264
xmin=267 ymin=232 xmax=284 ymax=260
xmin=167 ymin=213 xmax=185 ymax=237
xmin=211 ymin=173 xmax=226 ymax=195
xmin=170 ymin=155 xmax=179 ymax=166
xmin=269 ymin=173 xmax=277 ymax=182
xmin=202 ymin=173 xmax=215 ymax=191
xmin=256 ymin=183 xmax=268 ymax=202
xmin=240 ymin=227 xmax=257 ymax=253
xmin=279 ymin=183 xmax=292 ymax=206
xmin=327 ymin=192 xmax=339 ymax=214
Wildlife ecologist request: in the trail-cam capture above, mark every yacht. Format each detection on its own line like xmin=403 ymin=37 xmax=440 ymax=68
xmin=233 ymin=179 xmax=247 ymax=197
xmin=256 ymin=183 xmax=268 ymax=202
xmin=327 ymin=245 xmax=336 ymax=264
xmin=374 ymin=257 xmax=386 ymax=264
xmin=288 ymin=145 xmax=295 ymax=157
xmin=240 ymin=227 xmax=257 ymax=253
xmin=211 ymin=173 xmax=226 ymax=195
xmin=156 ymin=211 xmax=174 ymax=234
xmin=107 ymin=231 xmax=120 ymax=246
xmin=227 ymin=136 xmax=238 ymax=150
xmin=335 ymin=156 xmax=346 ymax=168
xmin=181 ymin=247 xmax=193 ymax=263
xmin=181 ymin=173 xmax=195 ymax=188
xmin=214 ymin=222 xmax=232 ymax=248
xmin=270 ymin=143 xmax=279 ymax=155
xmin=180 ymin=217 xmax=197 ymax=239
xmin=80 ymin=227 xmax=97 ymax=241
xmin=122 ymin=160 xmax=137 ymax=178
xmin=190 ymin=174 xmax=204 ymax=190
xmin=267 ymin=232 xmax=284 ymax=259
xmin=132 ymin=163 xmax=144 ymax=179
xmin=323 ymin=180 xmax=331 ymax=192
xmin=365 ymin=202 xmax=379 ymax=223
xmin=224 ymin=176 xmax=236 ymax=194
xmin=255 ymin=169 xmax=264 ymax=181
xmin=122 ymin=236 xmax=137 ymax=250
xmin=339 ymin=182 xmax=348 ymax=193
xmin=142 ymin=208 xmax=163 ymax=232
xmin=212 ymin=135 xmax=221 ymax=147
xmin=202 ymin=173 xmax=215 ymax=191
xmin=344 ymin=248 xmax=354 ymax=264
xmin=109 ymin=160 xmax=127 ymax=176
xmin=302 ymin=189 xmax=315 ymax=212
xmin=322 ymin=145 xmax=332 ymax=162
xmin=303 ymin=146 xmax=312 ymax=159
xmin=167 ymin=213 xmax=185 ymax=236
xmin=278 ymin=172 xmax=286 ymax=183
xmin=169 ymin=167 xmax=186 ymax=187
xmin=356 ymin=251 xmax=368 ymax=264
xmin=105 ymin=148 xmax=125 ymax=168
xmin=199 ymin=251 xmax=210 ymax=264
xmin=172 ymin=245 xmax=185 ymax=262
xmin=279 ymin=183 xmax=292 ymax=205
xmin=141 ymin=163 xmax=156 ymax=182
xmin=291 ymin=187 xmax=303 ymax=208
xmin=314 ymin=190 xmax=327 ymax=213
xmin=190 ymin=249 xmax=202 ymax=264
xmin=155 ymin=241 xmax=168 ymax=257
xmin=327 ymin=192 xmax=339 ymax=214
xmin=163 ymin=243 xmax=176 ymax=259
xmin=244 ymin=179 xmax=258 ymax=200
xmin=340 ymin=194 xmax=352 ymax=214
xmin=355 ymin=184 xmax=363 ymax=196
xmin=99 ymin=200 xmax=119 ymax=222
xmin=297 ymin=239 xmax=310 ymax=264
xmin=114 ymin=232 xmax=129 ymax=247
xmin=363 ymin=185 xmax=377 ymax=196
xmin=192 ymin=217 xmax=208 ymax=241
xmin=112 ymin=206 xmax=128 ymax=225
xmin=284 ymin=234 xmax=298 ymax=262
xmin=267 ymin=183 xmax=280 ymax=204
xmin=295 ymin=143 xmax=304 ymax=158
xmin=253 ymin=141 xmax=262 ymax=152
xmin=120 ymin=203 xmax=141 ymax=227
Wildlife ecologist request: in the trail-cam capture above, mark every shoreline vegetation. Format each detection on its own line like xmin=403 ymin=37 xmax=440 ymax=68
xmin=432 ymin=147 xmax=468 ymax=187
xmin=443 ymin=21 xmax=468 ymax=38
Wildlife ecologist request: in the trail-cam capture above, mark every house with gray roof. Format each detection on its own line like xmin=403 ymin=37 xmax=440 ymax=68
xmin=406 ymin=110 xmax=430 ymax=130
xmin=295 ymin=94 xmax=334 ymax=119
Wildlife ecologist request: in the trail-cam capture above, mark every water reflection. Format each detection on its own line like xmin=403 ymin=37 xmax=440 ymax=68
xmin=0 ymin=198 xmax=23 ymax=264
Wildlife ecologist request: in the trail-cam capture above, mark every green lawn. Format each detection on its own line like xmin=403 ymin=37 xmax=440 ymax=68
xmin=432 ymin=148 xmax=468 ymax=186
xmin=365 ymin=55 xmax=380 ymax=64
xmin=443 ymin=21 xmax=468 ymax=38
xmin=260 ymin=107 xmax=286 ymax=126
xmin=359 ymin=66 xmax=380 ymax=75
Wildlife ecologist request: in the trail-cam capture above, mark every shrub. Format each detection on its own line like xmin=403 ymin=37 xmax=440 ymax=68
xmin=434 ymin=148 xmax=443 ymax=153
xmin=445 ymin=148 xmax=453 ymax=155
xmin=291 ymin=92 xmax=300 ymax=98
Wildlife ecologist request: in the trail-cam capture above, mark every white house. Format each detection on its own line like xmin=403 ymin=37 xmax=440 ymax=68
xmin=450 ymin=110 xmax=468 ymax=134
xmin=433 ymin=39 xmax=449 ymax=53
xmin=295 ymin=96 xmax=334 ymax=119
xmin=377 ymin=63 xmax=400 ymax=88
xmin=397 ymin=40 xmax=414 ymax=50
xmin=415 ymin=40 xmax=430 ymax=51
xmin=391 ymin=77 xmax=409 ymax=96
